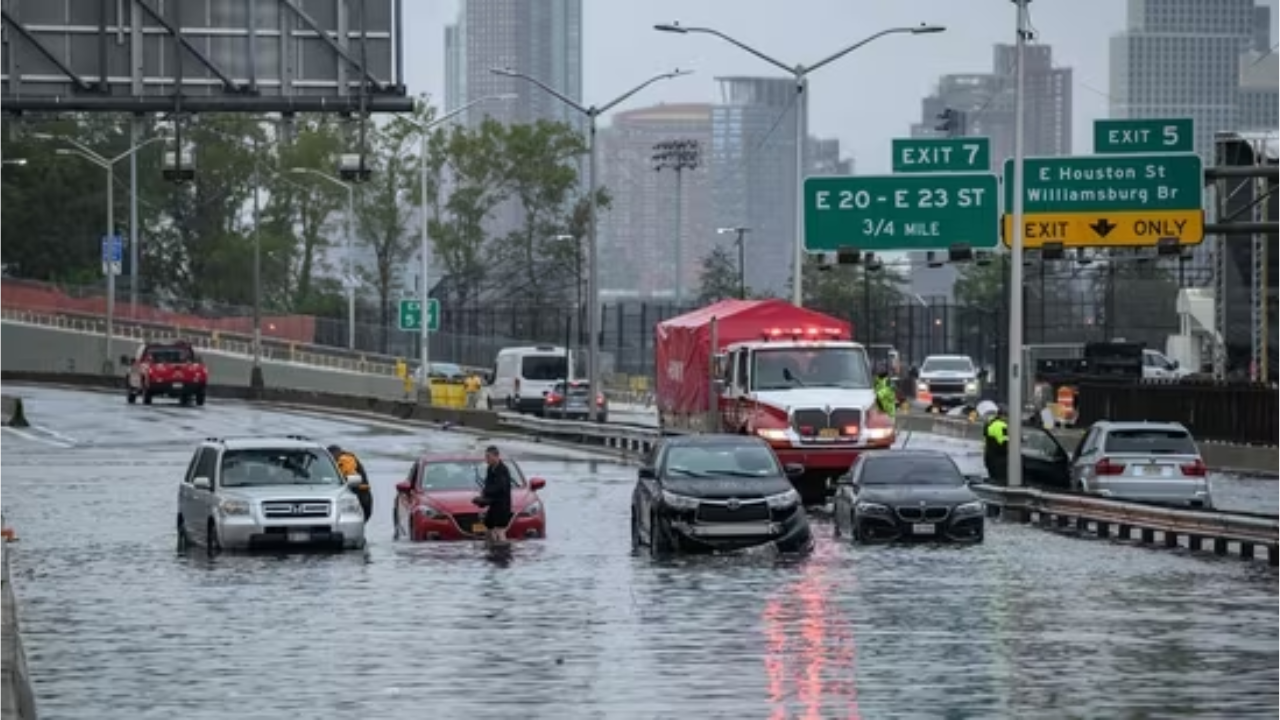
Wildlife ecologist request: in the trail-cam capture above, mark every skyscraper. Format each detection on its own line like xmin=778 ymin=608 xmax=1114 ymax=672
xmin=443 ymin=0 xmax=583 ymax=133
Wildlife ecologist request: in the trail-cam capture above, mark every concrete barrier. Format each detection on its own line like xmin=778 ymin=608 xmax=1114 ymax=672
xmin=1 ymin=545 xmax=37 ymax=720
xmin=896 ymin=412 xmax=1279 ymax=476
xmin=0 ymin=396 xmax=27 ymax=428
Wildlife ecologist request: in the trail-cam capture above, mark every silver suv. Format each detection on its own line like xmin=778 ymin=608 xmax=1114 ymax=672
xmin=177 ymin=436 xmax=368 ymax=555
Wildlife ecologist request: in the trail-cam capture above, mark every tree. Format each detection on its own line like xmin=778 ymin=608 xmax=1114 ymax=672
xmin=801 ymin=256 xmax=907 ymax=341
xmin=698 ymin=245 xmax=742 ymax=302
xmin=355 ymin=114 xmax=421 ymax=352
xmin=953 ymin=257 xmax=1007 ymax=309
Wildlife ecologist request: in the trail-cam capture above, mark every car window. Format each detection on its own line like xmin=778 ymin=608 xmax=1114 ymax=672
xmin=860 ymin=455 xmax=963 ymax=486
xmin=521 ymin=355 xmax=568 ymax=381
xmin=420 ymin=461 xmax=524 ymax=490
xmin=920 ymin=357 xmax=973 ymax=374
xmin=184 ymin=450 xmax=202 ymax=483
xmin=147 ymin=346 xmax=194 ymax=364
xmin=1103 ymin=429 xmax=1197 ymax=455
xmin=219 ymin=448 xmax=342 ymax=488
xmin=1022 ymin=427 xmax=1064 ymax=459
xmin=194 ymin=448 xmax=218 ymax=482
xmin=663 ymin=444 xmax=781 ymax=478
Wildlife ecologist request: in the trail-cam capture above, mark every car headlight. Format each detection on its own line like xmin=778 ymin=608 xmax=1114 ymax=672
xmin=916 ymin=382 xmax=929 ymax=393
xmin=953 ymin=501 xmax=984 ymax=517
xmin=338 ymin=495 xmax=363 ymax=516
xmin=765 ymin=488 xmax=800 ymax=510
xmin=218 ymin=499 xmax=252 ymax=516
xmin=660 ymin=490 xmax=699 ymax=511
xmin=519 ymin=501 xmax=543 ymax=517
xmin=965 ymin=381 xmax=979 ymax=393
xmin=756 ymin=428 xmax=788 ymax=441
xmin=855 ymin=501 xmax=890 ymax=515
xmin=416 ymin=504 xmax=447 ymax=519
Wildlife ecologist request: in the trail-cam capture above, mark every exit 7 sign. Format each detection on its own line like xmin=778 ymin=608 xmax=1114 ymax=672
xmin=398 ymin=298 xmax=439 ymax=332
xmin=892 ymin=137 xmax=991 ymax=173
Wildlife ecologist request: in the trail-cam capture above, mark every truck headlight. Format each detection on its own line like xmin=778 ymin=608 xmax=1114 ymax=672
xmin=916 ymin=382 xmax=929 ymax=393
xmin=765 ymin=489 xmax=800 ymax=510
xmin=660 ymin=490 xmax=699 ymax=511
xmin=953 ymin=501 xmax=984 ymax=517
xmin=965 ymin=381 xmax=979 ymax=394
xmin=338 ymin=495 xmax=363 ymax=516
xmin=756 ymin=428 xmax=788 ymax=442
xmin=218 ymin=499 xmax=252 ymax=516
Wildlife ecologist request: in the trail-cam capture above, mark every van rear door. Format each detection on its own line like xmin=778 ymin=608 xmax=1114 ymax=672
xmin=520 ymin=354 xmax=570 ymax=398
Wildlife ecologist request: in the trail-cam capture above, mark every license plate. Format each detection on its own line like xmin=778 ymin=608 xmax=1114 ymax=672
xmin=911 ymin=523 xmax=936 ymax=535
xmin=1141 ymin=465 xmax=1164 ymax=476
xmin=287 ymin=531 xmax=310 ymax=543
xmin=819 ymin=428 xmax=839 ymax=439
xmin=471 ymin=522 xmax=486 ymax=534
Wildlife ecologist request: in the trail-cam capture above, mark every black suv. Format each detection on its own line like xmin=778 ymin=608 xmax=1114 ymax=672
xmin=833 ymin=450 xmax=985 ymax=543
xmin=631 ymin=435 xmax=813 ymax=555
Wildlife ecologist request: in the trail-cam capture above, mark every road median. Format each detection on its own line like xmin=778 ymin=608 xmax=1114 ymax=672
xmin=1 ymin=542 xmax=37 ymax=720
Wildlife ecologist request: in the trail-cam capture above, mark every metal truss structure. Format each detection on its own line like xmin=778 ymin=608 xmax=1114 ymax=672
xmin=1 ymin=0 xmax=410 ymax=115
xmin=1208 ymin=131 xmax=1278 ymax=382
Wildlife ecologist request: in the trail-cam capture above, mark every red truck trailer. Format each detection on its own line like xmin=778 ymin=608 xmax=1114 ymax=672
xmin=655 ymin=298 xmax=895 ymax=503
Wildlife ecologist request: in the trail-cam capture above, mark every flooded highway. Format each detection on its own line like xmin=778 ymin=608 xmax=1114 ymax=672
xmin=3 ymin=385 xmax=1277 ymax=719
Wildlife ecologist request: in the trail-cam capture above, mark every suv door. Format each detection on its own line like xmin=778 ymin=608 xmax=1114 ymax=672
xmin=1071 ymin=426 xmax=1103 ymax=490
xmin=189 ymin=447 xmax=220 ymax=543
xmin=1020 ymin=426 xmax=1070 ymax=489
xmin=178 ymin=448 xmax=201 ymax=536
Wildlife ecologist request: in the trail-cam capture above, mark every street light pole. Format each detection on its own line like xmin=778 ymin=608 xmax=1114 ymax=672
xmin=36 ymin=133 xmax=165 ymax=373
xmin=490 ymin=66 xmax=693 ymax=422
xmin=1006 ymin=0 xmax=1031 ymax=488
xmin=655 ymin=22 xmax=945 ymax=306
xmin=404 ymin=94 xmax=516 ymax=402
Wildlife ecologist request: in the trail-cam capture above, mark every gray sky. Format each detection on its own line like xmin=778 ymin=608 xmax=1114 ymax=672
xmin=404 ymin=1 xmax=1278 ymax=175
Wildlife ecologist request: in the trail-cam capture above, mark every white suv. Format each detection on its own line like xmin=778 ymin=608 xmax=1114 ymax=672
xmin=177 ymin=436 xmax=368 ymax=555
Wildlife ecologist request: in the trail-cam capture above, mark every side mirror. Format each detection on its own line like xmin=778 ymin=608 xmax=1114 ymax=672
xmin=784 ymin=463 xmax=805 ymax=478
xmin=395 ymin=481 xmax=412 ymax=494
xmin=783 ymin=367 xmax=795 ymax=382
xmin=963 ymin=474 xmax=983 ymax=485
xmin=529 ymin=477 xmax=547 ymax=491
xmin=712 ymin=352 xmax=729 ymax=379
xmin=119 ymin=354 xmax=132 ymax=367
xmin=1171 ymin=360 xmax=1180 ymax=370
xmin=192 ymin=476 xmax=211 ymax=490
xmin=834 ymin=473 xmax=854 ymax=486
xmin=638 ymin=467 xmax=655 ymax=480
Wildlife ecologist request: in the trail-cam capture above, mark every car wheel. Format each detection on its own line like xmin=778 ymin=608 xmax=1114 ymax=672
xmin=206 ymin=519 xmax=221 ymax=557
xmin=176 ymin=515 xmax=188 ymax=551
xmin=127 ymin=390 xmax=137 ymax=405
xmin=832 ymin=505 xmax=844 ymax=538
xmin=142 ymin=389 xmax=153 ymax=405
xmin=852 ymin=519 xmax=871 ymax=544
xmin=393 ymin=505 xmax=404 ymax=540
xmin=776 ymin=525 xmax=814 ymax=554
xmin=195 ymin=390 xmax=206 ymax=407
xmin=630 ymin=508 xmax=641 ymax=549
xmin=650 ymin=509 xmax=675 ymax=555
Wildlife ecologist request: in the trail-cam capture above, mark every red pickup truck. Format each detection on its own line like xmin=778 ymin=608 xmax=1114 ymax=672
xmin=122 ymin=341 xmax=209 ymax=406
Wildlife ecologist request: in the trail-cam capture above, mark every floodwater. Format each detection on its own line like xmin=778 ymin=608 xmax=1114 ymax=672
xmin=3 ymin=385 xmax=1276 ymax=719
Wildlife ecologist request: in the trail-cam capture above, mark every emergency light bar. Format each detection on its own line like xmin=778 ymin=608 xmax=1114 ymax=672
xmin=761 ymin=326 xmax=848 ymax=341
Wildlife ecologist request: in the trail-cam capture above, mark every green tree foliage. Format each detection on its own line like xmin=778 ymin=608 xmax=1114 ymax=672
xmin=698 ymin=245 xmax=743 ymax=303
xmin=800 ymin=256 xmax=907 ymax=340
xmin=953 ymin=257 xmax=1006 ymax=308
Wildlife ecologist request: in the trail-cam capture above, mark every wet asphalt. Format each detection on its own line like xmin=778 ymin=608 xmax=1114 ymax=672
xmin=1 ymin=384 xmax=1277 ymax=720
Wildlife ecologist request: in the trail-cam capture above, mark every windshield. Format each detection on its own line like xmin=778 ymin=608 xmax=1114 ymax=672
xmin=861 ymin=455 xmax=964 ymax=486
xmin=419 ymin=461 xmax=524 ymax=490
xmin=430 ymin=363 xmax=463 ymax=377
xmin=1104 ymin=429 xmax=1198 ymax=455
xmin=921 ymin=357 xmax=974 ymax=374
xmin=553 ymin=381 xmax=590 ymax=395
xmin=751 ymin=348 xmax=871 ymax=391
xmin=148 ymin=346 xmax=194 ymax=364
xmin=220 ymin=448 xmax=341 ymax=488
xmin=664 ymin=443 xmax=782 ymax=478
xmin=522 ymin=355 xmax=568 ymax=381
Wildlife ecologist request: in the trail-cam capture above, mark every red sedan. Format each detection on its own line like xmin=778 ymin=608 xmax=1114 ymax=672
xmin=393 ymin=455 xmax=547 ymax=542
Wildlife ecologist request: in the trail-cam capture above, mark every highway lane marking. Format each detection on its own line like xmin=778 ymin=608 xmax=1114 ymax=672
xmin=2 ymin=426 xmax=74 ymax=448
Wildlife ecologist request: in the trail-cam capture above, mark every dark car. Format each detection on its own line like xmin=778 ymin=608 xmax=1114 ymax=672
xmin=833 ymin=450 xmax=985 ymax=543
xmin=543 ymin=380 xmax=608 ymax=422
xmin=630 ymin=435 xmax=813 ymax=555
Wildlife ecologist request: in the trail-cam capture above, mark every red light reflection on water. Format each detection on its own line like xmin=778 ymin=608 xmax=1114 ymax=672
xmin=762 ymin=565 xmax=860 ymax=720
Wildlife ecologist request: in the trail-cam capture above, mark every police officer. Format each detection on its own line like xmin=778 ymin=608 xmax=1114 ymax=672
xmin=979 ymin=403 xmax=1009 ymax=485
xmin=328 ymin=444 xmax=373 ymax=522
xmin=874 ymin=369 xmax=897 ymax=416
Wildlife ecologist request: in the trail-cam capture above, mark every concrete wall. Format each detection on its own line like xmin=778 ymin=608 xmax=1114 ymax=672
xmin=1 ymin=322 xmax=406 ymax=401
xmin=1 ymin=548 xmax=37 ymax=720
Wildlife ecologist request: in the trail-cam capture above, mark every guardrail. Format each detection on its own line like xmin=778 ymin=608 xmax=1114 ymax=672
xmin=496 ymin=414 xmax=660 ymax=455
xmin=974 ymin=484 xmax=1278 ymax=565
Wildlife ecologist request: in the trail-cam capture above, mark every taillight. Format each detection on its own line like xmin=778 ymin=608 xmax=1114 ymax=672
xmin=1095 ymin=458 xmax=1126 ymax=476
xmin=1180 ymin=458 xmax=1207 ymax=477
xmin=546 ymin=393 xmax=562 ymax=405
xmin=596 ymin=393 xmax=605 ymax=406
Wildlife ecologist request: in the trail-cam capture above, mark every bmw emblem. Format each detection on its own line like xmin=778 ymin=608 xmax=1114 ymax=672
xmin=726 ymin=498 xmax=741 ymax=511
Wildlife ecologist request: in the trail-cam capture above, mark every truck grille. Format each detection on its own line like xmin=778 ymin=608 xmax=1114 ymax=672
xmin=926 ymin=381 xmax=967 ymax=394
xmin=791 ymin=408 xmax=862 ymax=438
xmin=896 ymin=506 xmax=951 ymax=522
xmin=261 ymin=500 xmax=332 ymax=519
xmin=696 ymin=500 xmax=770 ymax=523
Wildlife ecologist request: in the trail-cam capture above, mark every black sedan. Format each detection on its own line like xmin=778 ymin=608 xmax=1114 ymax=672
xmin=631 ymin=435 xmax=813 ymax=555
xmin=833 ymin=450 xmax=985 ymax=543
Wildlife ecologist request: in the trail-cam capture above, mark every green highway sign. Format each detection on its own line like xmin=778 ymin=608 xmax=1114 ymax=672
xmin=1094 ymin=118 xmax=1194 ymax=155
xmin=803 ymin=173 xmax=1000 ymax=252
xmin=1002 ymin=154 xmax=1203 ymax=213
xmin=891 ymin=137 xmax=991 ymax=173
xmin=397 ymin=298 xmax=439 ymax=332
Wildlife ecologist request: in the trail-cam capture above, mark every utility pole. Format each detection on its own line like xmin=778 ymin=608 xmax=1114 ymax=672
xmin=653 ymin=139 xmax=700 ymax=303
xmin=1006 ymin=0 xmax=1031 ymax=488
xmin=717 ymin=226 xmax=751 ymax=298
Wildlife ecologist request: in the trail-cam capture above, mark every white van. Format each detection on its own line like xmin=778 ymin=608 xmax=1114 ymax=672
xmin=489 ymin=346 xmax=575 ymax=414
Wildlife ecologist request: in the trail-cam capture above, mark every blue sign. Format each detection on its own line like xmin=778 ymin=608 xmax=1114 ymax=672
xmin=101 ymin=235 xmax=123 ymax=263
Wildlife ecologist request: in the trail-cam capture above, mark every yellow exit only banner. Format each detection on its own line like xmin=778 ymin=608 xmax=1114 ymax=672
xmin=1000 ymin=210 xmax=1205 ymax=249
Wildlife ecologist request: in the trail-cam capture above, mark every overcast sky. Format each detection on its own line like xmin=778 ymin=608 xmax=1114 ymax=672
xmin=403 ymin=1 xmax=1278 ymax=175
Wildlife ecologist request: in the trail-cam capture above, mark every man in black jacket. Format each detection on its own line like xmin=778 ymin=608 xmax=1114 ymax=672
xmin=474 ymin=445 xmax=513 ymax=544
